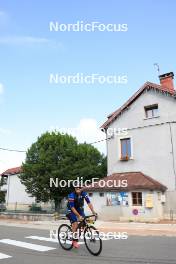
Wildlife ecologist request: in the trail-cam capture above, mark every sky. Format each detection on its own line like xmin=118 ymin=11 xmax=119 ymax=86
xmin=0 ymin=0 xmax=176 ymax=172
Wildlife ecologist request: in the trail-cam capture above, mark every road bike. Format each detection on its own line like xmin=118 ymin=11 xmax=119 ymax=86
xmin=58 ymin=214 xmax=102 ymax=256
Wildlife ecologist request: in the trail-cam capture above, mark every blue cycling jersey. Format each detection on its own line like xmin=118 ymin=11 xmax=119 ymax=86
xmin=67 ymin=191 xmax=90 ymax=212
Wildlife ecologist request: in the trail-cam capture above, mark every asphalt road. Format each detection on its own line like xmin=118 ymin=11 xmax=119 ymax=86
xmin=0 ymin=225 xmax=176 ymax=264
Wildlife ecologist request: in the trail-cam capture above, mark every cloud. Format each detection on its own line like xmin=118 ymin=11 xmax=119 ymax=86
xmin=50 ymin=118 xmax=107 ymax=154
xmin=0 ymin=118 xmax=106 ymax=173
xmin=0 ymin=36 xmax=51 ymax=45
xmin=0 ymin=151 xmax=25 ymax=173
xmin=0 ymin=128 xmax=11 ymax=135
xmin=0 ymin=11 xmax=5 ymax=17
xmin=0 ymin=83 xmax=4 ymax=94
xmin=0 ymin=10 xmax=8 ymax=20
xmin=0 ymin=35 xmax=63 ymax=50
xmin=0 ymin=10 xmax=9 ymax=27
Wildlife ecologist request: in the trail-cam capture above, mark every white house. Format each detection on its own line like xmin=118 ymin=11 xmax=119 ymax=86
xmin=0 ymin=167 xmax=35 ymax=210
xmin=84 ymin=72 xmax=176 ymax=221
xmin=84 ymin=172 xmax=167 ymax=222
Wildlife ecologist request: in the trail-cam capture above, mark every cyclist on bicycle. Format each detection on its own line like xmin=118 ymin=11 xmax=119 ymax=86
xmin=66 ymin=183 xmax=97 ymax=248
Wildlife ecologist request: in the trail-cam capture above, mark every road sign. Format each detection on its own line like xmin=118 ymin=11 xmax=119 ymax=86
xmin=132 ymin=209 xmax=138 ymax=215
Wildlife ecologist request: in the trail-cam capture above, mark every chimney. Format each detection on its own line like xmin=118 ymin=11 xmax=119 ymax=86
xmin=159 ymin=72 xmax=175 ymax=92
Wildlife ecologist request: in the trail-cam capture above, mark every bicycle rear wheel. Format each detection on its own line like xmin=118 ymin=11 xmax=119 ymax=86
xmin=58 ymin=224 xmax=73 ymax=250
xmin=84 ymin=225 xmax=102 ymax=256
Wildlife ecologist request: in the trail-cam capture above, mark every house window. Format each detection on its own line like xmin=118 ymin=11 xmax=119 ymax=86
xmin=145 ymin=104 xmax=158 ymax=118
xmin=132 ymin=192 xmax=142 ymax=206
xmin=99 ymin=192 xmax=104 ymax=197
xmin=120 ymin=138 xmax=131 ymax=160
xmin=1 ymin=176 xmax=8 ymax=185
xmin=88 ymin=193 xmax=93 ymax=197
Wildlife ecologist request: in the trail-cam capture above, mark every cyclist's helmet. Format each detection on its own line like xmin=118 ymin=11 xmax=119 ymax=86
xmin=70 ymin=180 xmax=83 ymax=190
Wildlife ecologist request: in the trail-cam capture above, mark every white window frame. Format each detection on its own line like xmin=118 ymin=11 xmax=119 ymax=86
xmin=118 ymin=135 xmax=134 ymax=160
xmin=131 ymin=191 xmax=143 ymax=206
xmin=144 ymin=104 xmax=159 ymax=119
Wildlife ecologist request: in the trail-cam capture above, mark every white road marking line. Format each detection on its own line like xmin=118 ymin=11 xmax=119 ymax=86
xmin=0 ymin=239 xmax=56 ymax=252
xmin=26 ymin=235 xmax=84 ymax=244
xmin=61 ymin=240 xmax=84 ymax=245
xmin=0 ymin=253 xmax=12 ymax=260
xmin=26 ymin=236 xmax=58 ymax=243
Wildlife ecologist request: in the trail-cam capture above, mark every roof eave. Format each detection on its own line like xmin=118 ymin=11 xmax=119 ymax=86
xmin=100 ymin=81 xmax=175 ymax=130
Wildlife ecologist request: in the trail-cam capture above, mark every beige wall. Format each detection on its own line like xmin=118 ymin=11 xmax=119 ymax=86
xmin=85 ymin=190 xmax=165 ymax=221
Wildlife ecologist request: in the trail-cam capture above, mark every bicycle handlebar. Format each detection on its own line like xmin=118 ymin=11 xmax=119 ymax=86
xmin=84 ymin=214 xmax=98 ymax=221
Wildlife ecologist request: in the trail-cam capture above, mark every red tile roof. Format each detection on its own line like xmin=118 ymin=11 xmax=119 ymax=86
xmin=83 ymin=172 xmax=167 ymax=192
xmin=101 ymin=81 xmax=176 ymax=129
xmin=1 ymin=166 xmax=22 ymax=176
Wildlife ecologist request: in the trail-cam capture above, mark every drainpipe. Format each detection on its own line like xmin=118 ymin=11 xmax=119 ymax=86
xmin=106 ymin=130 xmax=109 ymax=175
xmin=169 ymin=122 xmax=176 ymax=190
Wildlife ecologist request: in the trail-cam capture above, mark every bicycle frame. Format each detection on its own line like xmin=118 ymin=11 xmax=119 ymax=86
xmin=58 ymin=214 xmax=102 ymax=256
xmin=73 ymin=214 xmax=97 ymax=230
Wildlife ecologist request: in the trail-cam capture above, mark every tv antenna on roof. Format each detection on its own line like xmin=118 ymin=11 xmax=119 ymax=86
xmin=154 ymin=63 xmax=160 ymax=75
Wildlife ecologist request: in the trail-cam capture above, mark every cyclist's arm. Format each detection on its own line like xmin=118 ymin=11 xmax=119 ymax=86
xmin=87 ymin=202 xmax=96 ymax=214
xmin=83 ymin=192 xmax=96 ymax=214
xmin=71 ymin=207 xmax=82 ymax=218
xmin=68 ymin=196 xmax=82 ymax=219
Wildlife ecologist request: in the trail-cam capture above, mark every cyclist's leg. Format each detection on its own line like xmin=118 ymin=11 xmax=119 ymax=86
xmin=67 ymin=209 xmax=85 ymax=246
xmin=70 ymin=214 xmax=80 ymax=248
xmin=68 ymin=212 xmax=79 ymax=241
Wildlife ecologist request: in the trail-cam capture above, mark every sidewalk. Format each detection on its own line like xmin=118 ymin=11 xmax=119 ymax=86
xmin=96 ymin=221 xmax=176 ymax=236
xmin=0 ymin=218 xmax=176 ymax=236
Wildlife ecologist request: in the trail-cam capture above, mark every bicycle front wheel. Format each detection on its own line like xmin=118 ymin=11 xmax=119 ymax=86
xmin=84 ymin=225 xmax=102 ymax=256
xmin=58 ymin=224 xmax=73 ymax=250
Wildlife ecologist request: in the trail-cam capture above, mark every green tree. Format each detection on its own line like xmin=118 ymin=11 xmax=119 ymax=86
xmin=71 ymin=143 xmax=107 ymax=182
xmin=20 ymin=131 xmax=107 ymax=210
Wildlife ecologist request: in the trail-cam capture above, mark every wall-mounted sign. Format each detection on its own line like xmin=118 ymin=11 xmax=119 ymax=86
xmin=132 ymin=209 xmax=138 ymax=215
xmin=107 ymin=192 xmax=129 ymax=206
xmin=107 ymin=192 xmax=118 ymax=206
xmin=145 ymin=194 xmax=153 ymax=208
xmin=139 ymin=209 xmax=145 ymax=214
xmin=119 ymin=192 xmax=128 ymax=198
